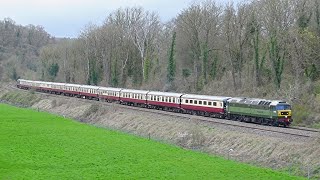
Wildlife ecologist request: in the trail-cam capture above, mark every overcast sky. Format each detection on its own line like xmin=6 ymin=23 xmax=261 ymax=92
xmin=0 ymin=0 xmax=240 ymax=38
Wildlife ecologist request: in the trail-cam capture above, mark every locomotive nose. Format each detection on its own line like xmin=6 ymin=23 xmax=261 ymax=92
xmin=278 ymin=110 xmax=291 ymax=117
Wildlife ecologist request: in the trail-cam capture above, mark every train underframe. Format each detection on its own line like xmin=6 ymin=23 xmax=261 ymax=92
xmin=226 ymin=113 xmax=289 ymax=127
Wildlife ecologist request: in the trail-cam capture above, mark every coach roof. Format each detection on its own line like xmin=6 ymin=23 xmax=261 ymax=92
xmin=99 ymin=87 xmax=123 ymax=91
xmin=182 ymin=94 xmax=231 ymax=101
xmin=148 ymin=91 xmax=184 ymax=97
xmin=120 ymin=89 xmax=149 ymax=94
xmin=64 ymin=83 xmax=82 ymax=87
xmin=80 ymin=85 xmax=100 ymax=89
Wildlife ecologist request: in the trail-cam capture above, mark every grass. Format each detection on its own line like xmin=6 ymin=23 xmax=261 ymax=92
xmin=0 ymin=103 xmax=304 ymax=179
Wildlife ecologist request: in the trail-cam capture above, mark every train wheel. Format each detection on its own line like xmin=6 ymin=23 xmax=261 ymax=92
xmin=273 ymin=121 xmax=279 ymax=127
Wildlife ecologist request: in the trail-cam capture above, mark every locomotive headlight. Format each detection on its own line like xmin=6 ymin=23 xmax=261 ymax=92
xmin=285 ymin=116 xmax=287 ymax=118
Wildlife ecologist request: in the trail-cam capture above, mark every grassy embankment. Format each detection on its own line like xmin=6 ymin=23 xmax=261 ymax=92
xmin=0 ymin=103 xmax=303 ymax=179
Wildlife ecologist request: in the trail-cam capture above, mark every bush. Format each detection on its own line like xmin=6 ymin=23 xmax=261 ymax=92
xmin=292 ymin=104 xmax=310 ymax=125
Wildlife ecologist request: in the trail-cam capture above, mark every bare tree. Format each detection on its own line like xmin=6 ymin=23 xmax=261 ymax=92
xmin=223 ymin=3 xmax=250 ymax=90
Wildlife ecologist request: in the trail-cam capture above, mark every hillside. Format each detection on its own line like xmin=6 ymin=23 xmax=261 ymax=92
xmin=0 ymin=18 xmax=53 ymax=81
xmin=0 ymin=84 xmax=319 ymax=179
xmin=0 ymin=103 xmax=303 ymax=179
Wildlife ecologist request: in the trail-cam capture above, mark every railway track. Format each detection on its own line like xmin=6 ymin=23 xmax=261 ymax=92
xmin=120 ymin=104 xmax=317 ymax=139
xmin=5 ymin=84 xmax=320 ymax=140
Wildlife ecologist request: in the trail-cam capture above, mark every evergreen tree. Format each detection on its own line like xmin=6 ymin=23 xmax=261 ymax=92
xmin=167 ymin=32 xmax=176 ymax=83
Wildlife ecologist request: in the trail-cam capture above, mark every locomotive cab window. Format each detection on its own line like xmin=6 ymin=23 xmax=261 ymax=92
xmin=276 ymin=104 xmax=291 ymax=110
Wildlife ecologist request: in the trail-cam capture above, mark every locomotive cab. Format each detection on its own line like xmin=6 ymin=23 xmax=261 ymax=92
xmin=271 ymin=102 xmax=292 ymax=127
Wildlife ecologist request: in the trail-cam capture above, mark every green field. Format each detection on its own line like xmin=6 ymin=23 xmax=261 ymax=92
xmin=0 ymin=103 xmax=303 ymax=179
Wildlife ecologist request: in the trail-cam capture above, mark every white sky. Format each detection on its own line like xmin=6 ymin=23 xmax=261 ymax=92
xmin=0 ymin=0 xmax=240 ymax=38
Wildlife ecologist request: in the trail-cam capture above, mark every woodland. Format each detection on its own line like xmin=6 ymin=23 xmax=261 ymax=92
xmin=1 ymin=0 xmax=320 ymax=126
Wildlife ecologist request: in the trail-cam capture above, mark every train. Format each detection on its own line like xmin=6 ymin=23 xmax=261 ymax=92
xmin=16 ymin=79 xmax=293 ymax=127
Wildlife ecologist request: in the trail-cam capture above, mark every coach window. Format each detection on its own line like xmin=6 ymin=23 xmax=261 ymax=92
xmin=173 ymin=98 xmax=175 ymax=103
xmin=194 ymin=100 xmax=198 ymax=104
xmin=190 ymin=100 xmax=193 ymax=104
xmin=199 ymin=101 xmax=202 ymax=105
xmin=213 ymin=102 xmax=217 ymax=106
xmin=208 ymin=102 xmax=212 ymax=106
xmin=185 ymin=99 xmax=189 ymax=103
xmin=169 ymin=97 xmax=171 ymax=103
xmin=204 ymin=101 xmax=207 ymax=105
